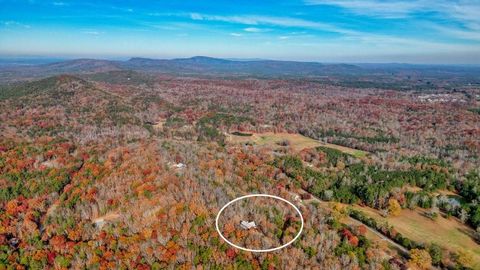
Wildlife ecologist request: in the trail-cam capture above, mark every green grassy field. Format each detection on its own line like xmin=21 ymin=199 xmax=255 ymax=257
xmin=228 ymin=132 xmax=368 ymax=157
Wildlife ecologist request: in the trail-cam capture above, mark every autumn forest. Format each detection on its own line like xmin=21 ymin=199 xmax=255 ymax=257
xmin=0 ymin=59 xmax=480 ymax=270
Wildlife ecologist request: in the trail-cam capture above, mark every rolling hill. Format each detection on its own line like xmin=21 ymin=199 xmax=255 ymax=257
xmin=1 ymin=56 xmax=479 ymax=87
xmin=0 ymin=56 xmax=410 ymax=83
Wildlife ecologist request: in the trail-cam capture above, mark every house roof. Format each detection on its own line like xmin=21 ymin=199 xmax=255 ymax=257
xmin=240 ymin=220 xmax=257 ymax=229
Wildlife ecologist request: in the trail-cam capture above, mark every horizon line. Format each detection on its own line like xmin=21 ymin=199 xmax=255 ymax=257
xmin=1 ymin=54 xmax=480 ymax=67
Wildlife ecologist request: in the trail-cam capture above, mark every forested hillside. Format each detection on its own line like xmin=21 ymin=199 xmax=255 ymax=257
xmin=1 ymin=69 xmax=479 ymax=269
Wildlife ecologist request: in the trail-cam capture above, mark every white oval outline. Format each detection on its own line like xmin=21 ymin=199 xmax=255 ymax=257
xmin=215 ymin=194 xmax=304 ymax=252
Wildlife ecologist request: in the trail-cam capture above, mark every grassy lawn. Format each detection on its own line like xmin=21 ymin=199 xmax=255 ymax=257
xmin=228 ymin=132 xmax=368 ymax=157
xmin=352 ymin=205 xmax=480 ymax=269
xmin=318 ymin=142 xmax=368 ymax=158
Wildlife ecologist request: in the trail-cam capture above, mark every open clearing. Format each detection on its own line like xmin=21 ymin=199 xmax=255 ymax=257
xmin=352 ymin=205 xmax=480 ymax=268
xmin=227 ymin=132 xmax=368 ymax=157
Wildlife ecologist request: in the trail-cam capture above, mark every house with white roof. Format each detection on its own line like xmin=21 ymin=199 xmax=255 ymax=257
xmin=240 ymin=220 xmax=257 ymax=230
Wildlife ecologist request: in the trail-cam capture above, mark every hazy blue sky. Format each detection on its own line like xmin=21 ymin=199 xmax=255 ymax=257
xmin=1 ymin=0 xmax=479 ymax=64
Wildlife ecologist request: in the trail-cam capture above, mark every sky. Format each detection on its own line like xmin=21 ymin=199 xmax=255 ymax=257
xmin=0 ymin=0 xmax=480 ymax=64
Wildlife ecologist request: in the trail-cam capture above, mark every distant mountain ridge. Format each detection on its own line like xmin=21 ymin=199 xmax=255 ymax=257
xmin=0 ymin=56 xmax=362 ymax=81
xmin=120 ymin=56 xmax=362 ymax=76
xmin=0 ymin=56 xmax=479 ymax=83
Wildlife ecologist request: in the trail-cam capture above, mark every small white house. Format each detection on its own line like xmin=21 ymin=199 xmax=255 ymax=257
xmin=240 ymin=220 xmax=257 ymax=230
xmin=174 ymin=163 xmax=186 ymax=169
xmin=93 ymin=218 xmax=106 ymax=229
xmin=168 ymin=162 xmax=186 ymax=169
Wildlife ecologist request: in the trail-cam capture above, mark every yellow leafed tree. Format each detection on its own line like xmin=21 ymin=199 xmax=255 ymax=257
xmin=408 ymin=248 xmax=432 ymax=270
xmin=388 ymin=198 xmax=402 ymax=217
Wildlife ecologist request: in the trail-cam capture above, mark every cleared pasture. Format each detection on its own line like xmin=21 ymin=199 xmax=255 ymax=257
xmin=228 ymin=132 xmax=368 ymax=157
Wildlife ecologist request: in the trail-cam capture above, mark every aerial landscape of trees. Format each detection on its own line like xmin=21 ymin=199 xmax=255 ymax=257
xmin=0 ymin=64 xmax=479 ymax=269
